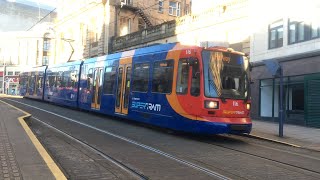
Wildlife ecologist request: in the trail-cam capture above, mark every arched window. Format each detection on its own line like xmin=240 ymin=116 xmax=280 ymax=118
xmin=43 ymin=33 xmax=51 ymax=65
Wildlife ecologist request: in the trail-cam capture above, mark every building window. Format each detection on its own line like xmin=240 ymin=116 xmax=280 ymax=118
xmin=90 ymin=18 xmax=99 ymax=47
xmin=42 ymin=56 xmax=49 ymax=65
xmin=43 ymin=33 xmax=51 ymax=65
xmin=14 ymin=71 xmax=20 ymax=76
xmin=7 ymin=71 xmax=13 ymax=76
xmin=128 ymin=18 xmax=131 ymax=34
xmin=169 ymin=1 xmax=181 ymax=16
xmin=159 ymin=0 xmax=163 ymax=13
xmin=121 ymin=0 xmax=132 ymax=5
xmin=185 ymin=4 xmax=190 ymax=15
xmin=43 ymin=38 xmax=50 ymax=51
xmin=269 ymin=20 xmax=283 ymax=49
xmin=119 ymin=17 xmax=131 ymax=36
xmin=288 ymin=19 xmax=319 ymax=44
xmin=260 ymin=76 xmax=305 ymax=124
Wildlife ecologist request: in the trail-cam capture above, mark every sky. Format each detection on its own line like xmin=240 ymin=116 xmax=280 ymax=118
xmin=6 ymin=0 xmax=57 ymax=10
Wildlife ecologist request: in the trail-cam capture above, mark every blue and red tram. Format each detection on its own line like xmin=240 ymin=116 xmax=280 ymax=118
xmin=20 ymin=43 xmax=252 ymax=134
xmin=19 ymin=66 xmax=47 ymax=100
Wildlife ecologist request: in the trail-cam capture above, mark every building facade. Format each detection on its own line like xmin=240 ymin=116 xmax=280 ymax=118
xmin=0 ymin=26 xmax=56 ymax=94
xmin=0 ymin=0 xmax=56 ymax=94
xmin=111 ymin=0 xmax=250 ymax=54
xmin=0 ymin=0 xmax=55 ymax=32
xmin=250 ymin=0 xmax=320 ymax=127
xmin=52 ymin=0 xmax=191 ymax=62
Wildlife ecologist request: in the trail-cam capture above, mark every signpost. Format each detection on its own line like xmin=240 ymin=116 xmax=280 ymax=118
xmin=264 ymin=59 xmax=284 ymax=137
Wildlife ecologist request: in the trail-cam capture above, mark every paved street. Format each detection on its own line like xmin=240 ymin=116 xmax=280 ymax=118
xmin=1 ymin=96 xmax=320 ymax=180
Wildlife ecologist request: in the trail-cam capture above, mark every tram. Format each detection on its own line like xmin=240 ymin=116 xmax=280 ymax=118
xmin=20 ymin=43 xmax=252 ymax=134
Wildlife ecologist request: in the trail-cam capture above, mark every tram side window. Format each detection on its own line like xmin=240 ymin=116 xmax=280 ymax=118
xmin=35 ymin=75 xmax=39 ymax=90
xmin=47 ymin=72 xmax=56 ymax=88
xmin=20 ymin=75 xmax=27 ymax=86
xmin=30 ymin=73 xmax=36 ymax=90
xmin=152 ymin=60 xmax=174 ymax=94
xmin=56 ymin=72 xmax=63 ymax=88
xmin=103 ymin=66 xmax=116 ymax=94
xmin=191 ymin=59 xmax=200 ymax=96
xmin=81 ymin=65 xmax=88 ymax=80
xmin=63 ymin=71 xmax=71 ymax=88
xmin=176 ymin=59 xmax=189 ymax=94
xmin=38 ymin=75 xmax=43 ymax=89
xmin=132 ymin=63 xmax=149 ymax=92
xmin=70 ymin=70 xmax=78 ymax=88
xmin=87 ymin=68 xmax=93 ymax=90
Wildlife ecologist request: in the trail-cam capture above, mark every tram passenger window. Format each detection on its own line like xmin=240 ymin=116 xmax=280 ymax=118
xmin=87 ymin=69 xmax=93 ymax=90
xmin=63 ymin=71 xmax=72 ymax=88
xmin=38 ymin=75 xmax=43 ymax=89
xmin=191 ymin=59 xmax=200 ymax=96
xmin=70 ymin=70 xmax=78 ymax=88
xmin=132 ymin=63 xmax=149 ymax=92
xmin=35 ymin=75 xmax=39 ymax=90
xmin=176 ymin=59 xmax=189 ymax=94
xmin=81 ymin=65 xmax=88 ymax=80
xmin=103 ymin=66 xmax=117 ymax=94
xmin=152 ymin=60 xmax=174 ymax=94
xmin=30 ymin=73 xmax=35 ymax=91
xmin=48 ymin=72 xmax=57 ymax=89
xmin=59 ymin=71 xmax=66 ymax=88
xmin=56 ymin=71 xmax=63 ymax=88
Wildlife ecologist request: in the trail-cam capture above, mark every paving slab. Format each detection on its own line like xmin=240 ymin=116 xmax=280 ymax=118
xmin=0 ymin=98 xmax=65 ymax=180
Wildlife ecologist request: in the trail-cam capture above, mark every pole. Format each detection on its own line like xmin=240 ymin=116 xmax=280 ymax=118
xmin=279 ymin=66 xmax=284 ymax=137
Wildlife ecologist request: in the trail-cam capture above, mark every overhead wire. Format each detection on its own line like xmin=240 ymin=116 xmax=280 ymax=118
xmin=26 ymin=0 xmax=177 ymax=31
xmin=27 ymin=8 xmax=57 ymax=31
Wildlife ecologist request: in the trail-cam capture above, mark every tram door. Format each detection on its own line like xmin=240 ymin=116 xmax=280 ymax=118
xmin=115 ymin=64 xmax=132 ymax=115
xmin=91 ymin=67 xmax=103 ymax=110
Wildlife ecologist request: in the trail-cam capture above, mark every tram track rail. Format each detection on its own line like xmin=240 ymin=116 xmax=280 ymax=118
xmin=4 ymin=98 xmax=231 ymax=180
xmin=197 ymin=135 xmax=320 ymax=176
xmin=31 ymin=116 xmax=149 ymax=180
xmin=3 ymin=97 xmax=320 ymax=180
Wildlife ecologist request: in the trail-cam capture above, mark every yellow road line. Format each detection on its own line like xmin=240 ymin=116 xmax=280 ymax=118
xmin=0 ymin=99 xmax=67 ymax=180
xmin=249 ymin=134 xmax=301 ymax=148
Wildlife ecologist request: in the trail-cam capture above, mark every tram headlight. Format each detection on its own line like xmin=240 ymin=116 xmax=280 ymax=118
xmin=205 ymin=100 xmax=219 ymax=109
xmin=246 ymin=103 xmax=251 ymax=110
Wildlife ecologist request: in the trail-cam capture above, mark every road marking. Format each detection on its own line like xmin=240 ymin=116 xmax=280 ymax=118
xmin=246 ymin=134 xmax=301 ymax=148
xmin=0 ymin=99 xmax=67 ymax=180
xmin=5 ymin=98 xmax=230 ymax=180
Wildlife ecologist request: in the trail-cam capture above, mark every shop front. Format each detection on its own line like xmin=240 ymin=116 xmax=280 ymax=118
xmin=4 ymin=76 xmax=19 ymax=95
xmin=251 ymin=54 xmax=320 ymax=128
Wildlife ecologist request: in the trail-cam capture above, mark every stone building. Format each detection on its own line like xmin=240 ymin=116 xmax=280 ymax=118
xmin=52 ymin=0 xmax=191 ymax=62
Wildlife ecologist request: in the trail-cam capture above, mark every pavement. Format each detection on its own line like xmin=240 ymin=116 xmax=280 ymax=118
xmin=0 ymin=94 xmax=319 ymax=179
xmin=0 ymin=96 xmax=66 ymax=180
xmin=249 ymin=120 xmax=320 ymax=152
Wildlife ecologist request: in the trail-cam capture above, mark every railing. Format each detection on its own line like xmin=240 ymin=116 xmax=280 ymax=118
xmin=111 ymin=21 xmax=176 ymax=52
xmin=110 ymin=0 xmax=249 ymax=52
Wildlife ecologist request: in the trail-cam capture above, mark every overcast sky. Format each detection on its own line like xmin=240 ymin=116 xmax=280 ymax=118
xmin=6 ymin=0 xmax=57 ymax=10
